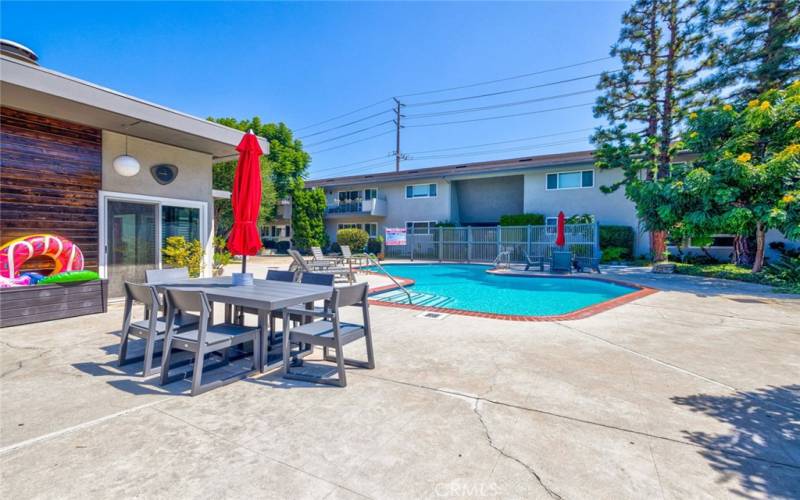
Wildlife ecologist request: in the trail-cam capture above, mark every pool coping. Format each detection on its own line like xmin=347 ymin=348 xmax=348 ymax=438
xmin=361 ymin=264 xmax=659 ymax=322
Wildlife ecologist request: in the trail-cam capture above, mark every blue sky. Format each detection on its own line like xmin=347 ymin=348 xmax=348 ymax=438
xmin=1 ymin=1 xmax=628 ymax=179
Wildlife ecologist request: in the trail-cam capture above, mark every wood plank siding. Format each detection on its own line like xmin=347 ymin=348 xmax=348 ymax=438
xmin=0 ymin=107 xmax=102 ymax=274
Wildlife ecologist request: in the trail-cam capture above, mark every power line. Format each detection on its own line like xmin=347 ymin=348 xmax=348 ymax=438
xmin=311 ymin=154 xmax=393 ymax=174
xmin=308 ymin=129 xmax=395 ymax=154
xmin=404 ymin=72 xmax=612 ymax=107
xmin=395 ymin=56 xmax=613 ymax=98
xmin=404 ymin=89 xmax=598 ymax=119
xmin=406 ymin=102 xmax=594 ymax=128
xmin=295 ymin=57 xmax=612 ymax=133
xmin=303 ymin=120 xmax=394 ymax=147
xmin=407 ymin=138 xmax=589 ymax=161
xmin=295 ymin=98 xmax=393 ymax=132
xmin=405 ymin=127 xmax=595 ymax=154
xmin=298 ymin=108 xmax=393 ymax=139
xmin=310 ymin=160 xmax=396 ymax=179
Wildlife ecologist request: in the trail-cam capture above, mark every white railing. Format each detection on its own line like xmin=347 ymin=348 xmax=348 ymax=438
xmin=385 ymin=223 xmax=600 ymax=263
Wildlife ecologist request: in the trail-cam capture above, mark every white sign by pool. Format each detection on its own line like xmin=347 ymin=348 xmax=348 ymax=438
xmin=385 ymin=228 xmax=407 ymax=246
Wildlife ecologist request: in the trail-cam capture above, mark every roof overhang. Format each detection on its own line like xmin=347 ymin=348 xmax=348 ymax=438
xmin=0 ymin=55 xmax=268 ymax=162
xmin=306 ymin=150 xmax=597 ymax=189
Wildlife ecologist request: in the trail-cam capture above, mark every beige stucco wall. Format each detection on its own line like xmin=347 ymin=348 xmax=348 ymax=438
xmin=101 ymin=131 xmax=215 ymax=274
xmin=321 ymin=178 xmax=452 ymax=242
xmin=523 ymin=164 xmax=650 ymax=256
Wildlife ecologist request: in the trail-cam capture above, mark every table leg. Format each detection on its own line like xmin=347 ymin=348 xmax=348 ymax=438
xmin=225 ymin=303 xmax=232 ymax=323
xmin=257 ymin=310 xmax=267 ymax=373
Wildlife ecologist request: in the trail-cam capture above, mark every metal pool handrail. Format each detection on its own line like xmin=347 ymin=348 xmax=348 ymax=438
xmin=364 ymin=254 xmax=413 ymax=305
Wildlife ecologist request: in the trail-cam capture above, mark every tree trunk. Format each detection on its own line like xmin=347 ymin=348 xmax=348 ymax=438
xmin=732 ymin=235 xmax=753 ymax=266
xmin=752 ymin=223 xmax=766 ymax=273
xmin=651 ymin=230 xmax=667 ymax=262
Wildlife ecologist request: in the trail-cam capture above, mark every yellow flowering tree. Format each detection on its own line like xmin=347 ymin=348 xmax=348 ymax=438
xmin=669 ymin=83 xmax=800 ymax=272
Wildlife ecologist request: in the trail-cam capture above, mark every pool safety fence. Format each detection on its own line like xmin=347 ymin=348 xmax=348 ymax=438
xmin=384 ymin=223 xmax=600 ymax=263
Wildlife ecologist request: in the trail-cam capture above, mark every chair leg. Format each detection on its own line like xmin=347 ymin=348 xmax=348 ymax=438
xmin=160 ymin=337 xmax=175 ymax=386
xmin=282 ymin=314 xmax=291 ymax=376
xmin=334 ymin=343 xmax=347 ymax=387
xmin=118 ymin=325 xmax=131 ymax=366
xmin=190 ymin=349 xmax=206 ymax=397
xmin=142 ymin=332 xmax=159 ymax=377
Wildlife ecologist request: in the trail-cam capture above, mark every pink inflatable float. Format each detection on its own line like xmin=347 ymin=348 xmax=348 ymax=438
xmin=0 ymin=234 xmax=84 ymax=284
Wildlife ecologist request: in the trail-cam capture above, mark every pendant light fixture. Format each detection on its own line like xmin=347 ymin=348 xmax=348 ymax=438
xmin=112 ymin=134 xmax=140 ymax=177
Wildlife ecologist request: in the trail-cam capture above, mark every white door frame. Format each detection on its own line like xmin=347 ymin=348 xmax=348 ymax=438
xmin=98 ymin=190 xmax=211 ymax=279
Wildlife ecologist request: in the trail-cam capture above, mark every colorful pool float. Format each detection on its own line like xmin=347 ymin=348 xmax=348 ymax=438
xmin=0 ymin=234 xmax=84 ymax=279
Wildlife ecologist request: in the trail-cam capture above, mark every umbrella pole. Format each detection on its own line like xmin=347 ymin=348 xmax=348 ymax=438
xmin=242 ymin=255 xmax=247 ymax=274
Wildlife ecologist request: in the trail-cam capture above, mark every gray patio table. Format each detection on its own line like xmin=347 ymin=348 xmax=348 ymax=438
xmin=152 ymin=277 xmax=333 ymax=371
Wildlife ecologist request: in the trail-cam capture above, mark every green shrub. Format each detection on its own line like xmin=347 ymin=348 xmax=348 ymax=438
xmin=763 ymin=255 xmax=800 ymax=293
xmin=213 ymin=236 xmax=232 ymax=267
xmin=499 ymin=213 xmax=545 ymax=226
xmin=337 ymin=228 xmax=369 ymax=253
xmin=367 ymin=237 xmax=383 ymax=254
xmin=276 ymin=241 xmax=291 ymax=254
xmin=566 ymin=214 xmax=594 ymax=224
xmin=599 ymin=225 xmax=634 ymax=258
xmin=162 ymin=236 xmax=204 ymax=277
xmin=600 ymin=246 xmax=627 ymax=263
xmin=262 ymin=239 xmax=277 ymax=249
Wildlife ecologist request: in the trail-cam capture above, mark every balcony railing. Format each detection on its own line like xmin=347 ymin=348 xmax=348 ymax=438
xmin=326 ymin=198 xmax=387 ymax=216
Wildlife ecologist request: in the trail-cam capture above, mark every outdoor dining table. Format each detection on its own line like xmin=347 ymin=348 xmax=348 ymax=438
xmin=152 ymin=276 xmax=333 ymax=371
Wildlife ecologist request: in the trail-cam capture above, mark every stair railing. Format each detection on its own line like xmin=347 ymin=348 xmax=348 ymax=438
xmin=365 ymin=254 xmax=413 ymax=305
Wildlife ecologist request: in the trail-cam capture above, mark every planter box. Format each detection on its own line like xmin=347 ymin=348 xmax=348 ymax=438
xmin=0 ymin=279 xmax=108 ymax=328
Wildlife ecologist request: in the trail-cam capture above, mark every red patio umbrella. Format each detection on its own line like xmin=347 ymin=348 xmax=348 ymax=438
xmin=227 ymin=131 xmax=264 ymax=273
xmin=555 ymin=211 xmax=566 ymax=248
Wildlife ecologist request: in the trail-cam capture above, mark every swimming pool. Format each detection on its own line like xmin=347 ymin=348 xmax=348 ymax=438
xmin=368 ymin=264 xmax=645 ymax=318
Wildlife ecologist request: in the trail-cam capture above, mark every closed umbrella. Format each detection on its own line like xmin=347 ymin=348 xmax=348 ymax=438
xmin=555 ymin=211 xmax=566 ymax=248
xmin=227 ymin=131 xmax=263 ymax=274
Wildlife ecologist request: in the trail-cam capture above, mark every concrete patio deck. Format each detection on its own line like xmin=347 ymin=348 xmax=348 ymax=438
xmin=1 ymin=261 xmax=798 ymax=499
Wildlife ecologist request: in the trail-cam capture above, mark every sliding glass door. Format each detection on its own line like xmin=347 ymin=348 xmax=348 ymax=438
xmin=102 ymin=192 xmax=207 ymax=298
xmin=106 ymin=200 xmax=158 ymax=298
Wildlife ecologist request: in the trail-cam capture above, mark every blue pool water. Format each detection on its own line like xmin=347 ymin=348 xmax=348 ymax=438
xmin=369 ymin=264 xmax=637 ymax=316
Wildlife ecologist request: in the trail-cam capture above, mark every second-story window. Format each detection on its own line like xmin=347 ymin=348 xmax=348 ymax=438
xmin=546 ymin=170 xmax=594 ymax=190
xmin=406 ymin=183 xmax=437 ymax=199
xmin=364 ymin=188 xmax=377 ymax=200
xmin=338 ymin=190 xmax=360 ymax=204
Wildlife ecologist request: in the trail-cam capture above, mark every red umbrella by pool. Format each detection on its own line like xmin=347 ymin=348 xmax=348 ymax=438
xmin=227 ymin=131 xmax=264 ymax=274
xmin=555 ymin=211 xmax=566 ymax=248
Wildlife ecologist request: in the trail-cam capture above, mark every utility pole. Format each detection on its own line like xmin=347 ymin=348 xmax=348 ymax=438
xmin=393 ymin=97 xmax=403 ymax=172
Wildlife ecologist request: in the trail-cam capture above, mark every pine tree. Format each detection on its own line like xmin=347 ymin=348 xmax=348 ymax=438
xmin=592 ymin=0 xmax=709 ymax=261
xmin=696 ymin=0 xmax=799 ymax=264
xmin=699 ymin=0 xmax=800 ymax=103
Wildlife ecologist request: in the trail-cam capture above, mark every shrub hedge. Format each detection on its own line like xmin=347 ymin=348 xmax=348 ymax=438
xmin=499 ymin=213 xmax=545 ymax=226
xmin=599 ymin=225 xmax=634 ymax=258
xmin=336 ymin=228 xmax=369 ymax=253
xmin=276 ymin=241 xmax=291 ymax=254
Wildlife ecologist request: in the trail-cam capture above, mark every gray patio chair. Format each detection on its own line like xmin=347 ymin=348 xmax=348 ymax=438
xmin=269 ymin=271 xmax=335 ymax=340
xmin=551 ymin=251 xmax=572 ymax=273
xmin=118 ymin=282 xmax=199 ymax=377
xmin=522 ymin=252 xmax=544 ymax=272
xmin=289 ymin=249 xmax=354 ymax=283
xmin=281 ymin=282 xmax=374 ymax=387
xmin=160 ymin=288 xmax=260 ymax=396
xmin=145 ymin=267 xmax=190 ymax=315
xmin=145 ymin=267 xmax=189 ymax=283
xmin=574 ymin=255 xmax=602 ymax=274
xmin=311 ymin=246 xmax=338 ymax=268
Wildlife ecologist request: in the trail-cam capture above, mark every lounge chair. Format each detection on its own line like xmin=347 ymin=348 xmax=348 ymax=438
xmin=160 ymin=288 xmax=260 ymax=396
xmin=522 ymin=252 xmax=544 ymax=272
xmin=311 ymin=246 xmax=339 ymax=268
xmin=551 ymin=251 xmax=572 ymax=273
xmin=281 ymin=282 xmax=374 ymax=387
xmin=573 ymin=254 xmax=602 ymax=273
xmin=118 ymin=282 xmax=199 ymax=377
xmin=289 ymin=249 xmax=354 ymax=283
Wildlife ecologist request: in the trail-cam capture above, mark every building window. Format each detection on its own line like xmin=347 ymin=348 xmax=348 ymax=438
xmin=364 ymin=188 xmax=377 ymax=200
xmin=270 ymin=225 xmax=279 ymax=237
xmin=406 ymin=221 xmax=434 ymax=234
xmin=285 ymin=225 xmax=291 ymax=238
xmin=405 ymin=183 xmax=437 ymax=199
xmin=337 ymin=190 xmax=361 ymax=204
xmin=546 ymin=170 xmax=594 ymax=190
